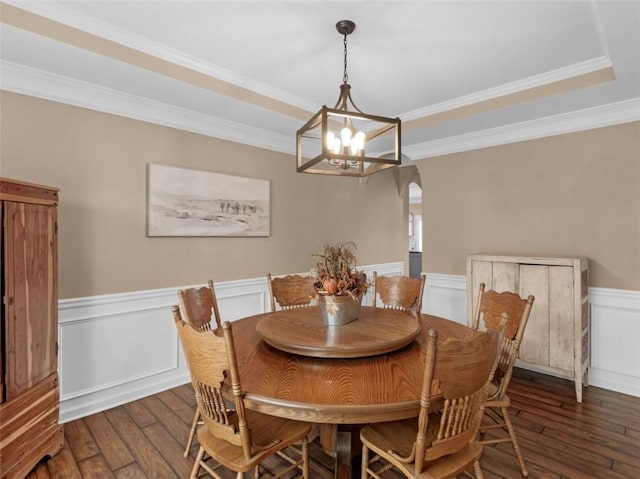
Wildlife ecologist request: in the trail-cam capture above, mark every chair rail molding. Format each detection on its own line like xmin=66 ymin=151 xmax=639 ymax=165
xmin=57 ymin=262 xmax=404 ymax=423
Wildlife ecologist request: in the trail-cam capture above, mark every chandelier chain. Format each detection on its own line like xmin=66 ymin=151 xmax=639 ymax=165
xmin=343 ymin=33 xmax=349 ymax=84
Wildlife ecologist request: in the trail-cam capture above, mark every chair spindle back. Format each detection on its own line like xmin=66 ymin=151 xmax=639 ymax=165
xmin=171 ymin=306 xmax=254 ymax=458
xmin=177 ymin=280 xmax=222 ymax=331
xmin=267 ymin=273 xmax=317 ymax=311
xmin=372 ymin=272 xmax=426 ymax=313
xmin=472 ymin=283 xmax=535 ymax=400
xmin=414 ymin=326 xmax=502 ymax=472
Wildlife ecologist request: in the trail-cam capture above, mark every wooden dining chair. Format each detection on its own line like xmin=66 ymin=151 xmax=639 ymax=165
xmin=372 ymin=272 xmax=426 ymax=313
xmin=360 ymin=325 xmax=503 ymax=479
xmin=177 ymin=280 xmax=222 ymax=456
xmin=472 ymin=283 xmax=535 ymax=477
xmin=178 ymin=279 xmax=222 ymax=332
xmin=172 ymin=306 xmax=311 ymax=479
xmin=267 ymin=273 xmax=317 ymax=311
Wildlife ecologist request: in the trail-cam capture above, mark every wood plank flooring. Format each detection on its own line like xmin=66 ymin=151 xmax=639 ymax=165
xmin=25 ymin=368 xmax=640 ymax=478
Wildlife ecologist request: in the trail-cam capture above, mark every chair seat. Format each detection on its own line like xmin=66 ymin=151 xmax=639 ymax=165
xmin=361 ymin=417 xmax=419 ymax=458
xmin=361 ymin=416 xmax=483 ymax=479
xmin=197 ymin=409 xmax=311 ymax=473
xmin=485 ymin=382 xmax=510 ymax=407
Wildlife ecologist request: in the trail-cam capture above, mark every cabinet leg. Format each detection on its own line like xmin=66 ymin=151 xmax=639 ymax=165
xmin=575 ymin=376 xmax=583 ymax=403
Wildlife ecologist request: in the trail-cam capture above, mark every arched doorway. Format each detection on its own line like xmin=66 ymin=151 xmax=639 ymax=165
xmin=397 ymin=164 xmax=422 ymax=279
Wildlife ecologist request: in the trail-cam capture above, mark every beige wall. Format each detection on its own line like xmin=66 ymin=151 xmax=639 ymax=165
xmin=4 ymin=91 xmax=637 ymax=294
xmin=0 ymin=92 xmax=407 ymax=298
xmin=417 ymin=121 xmax=640 ymax=290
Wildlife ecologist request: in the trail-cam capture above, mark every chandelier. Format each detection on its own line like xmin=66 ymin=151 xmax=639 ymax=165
xmin=296 ymin=20 xmax=402 ymax=177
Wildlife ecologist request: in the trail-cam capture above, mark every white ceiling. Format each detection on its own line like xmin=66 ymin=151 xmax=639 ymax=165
xmin=1 ymin=1 xmax=639 ymax=161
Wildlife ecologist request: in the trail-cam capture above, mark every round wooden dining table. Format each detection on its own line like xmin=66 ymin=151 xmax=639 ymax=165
xmin=228 ymin=306 xmax=475 ymax=479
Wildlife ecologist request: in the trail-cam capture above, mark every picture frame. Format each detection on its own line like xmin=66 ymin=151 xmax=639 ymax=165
xmin=147 ymin=163 xmax=270 ymax=237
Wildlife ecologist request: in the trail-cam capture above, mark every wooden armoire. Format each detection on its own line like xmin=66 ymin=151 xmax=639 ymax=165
xmin=0 ymin=179 xmax=63 ymax=478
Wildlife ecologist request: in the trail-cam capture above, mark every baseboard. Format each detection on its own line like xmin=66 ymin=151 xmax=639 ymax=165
xmin=59 ymin=370 xmax=191 ymax=424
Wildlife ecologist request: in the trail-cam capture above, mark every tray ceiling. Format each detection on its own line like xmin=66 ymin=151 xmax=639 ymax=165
xmin=1 ymin=1 xmax=638 ymax=160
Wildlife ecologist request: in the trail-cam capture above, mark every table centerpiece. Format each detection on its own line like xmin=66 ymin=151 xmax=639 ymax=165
xmin=312 ymin=241 xmax=369 ymax=325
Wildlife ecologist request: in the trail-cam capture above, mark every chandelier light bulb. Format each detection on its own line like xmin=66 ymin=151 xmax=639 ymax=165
xmin=326 ymin=131 xmax=335 ymax=150
xmin=340 ymin=127 xmax=352 ymax=149
xmin=331 ymin=136 xmax=342 ymax=154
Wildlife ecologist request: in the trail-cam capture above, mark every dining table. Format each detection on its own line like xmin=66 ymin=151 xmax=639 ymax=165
xmin=228 ymin=305 xmax=475 ymax=479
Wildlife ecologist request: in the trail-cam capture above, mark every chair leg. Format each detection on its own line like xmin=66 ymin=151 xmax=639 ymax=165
xmin=473 ymin=460 xmax=485 ymax=479
xmin=501 ymin=406 xmax=528 ymax=477
xmin=184 ymin=409 xmax=200 ymax=457
xmin=190 ymin=446 xmax=205 ymax=479
xmin=361 ymin=443 xmax=369 ymax=479
xmin=302 ymin=437 xmax=309 ymax=478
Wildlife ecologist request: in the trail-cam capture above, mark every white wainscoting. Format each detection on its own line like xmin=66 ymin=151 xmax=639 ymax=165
xmin=588 ymin=287 xmax=640 ymax=398
xmin=422 ymin=273 xmax=468 ymax=324
xmin=59 ymin=266 xmax=638 ymax=423
xmin=423 ymin=273 xmax=640 ymax=399
xmin=58 ymin=262 xmax=403 ymax=423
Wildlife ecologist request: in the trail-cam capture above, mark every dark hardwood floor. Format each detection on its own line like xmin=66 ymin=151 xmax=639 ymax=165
xmin=25 ymin=368 xmax=640 ymax=478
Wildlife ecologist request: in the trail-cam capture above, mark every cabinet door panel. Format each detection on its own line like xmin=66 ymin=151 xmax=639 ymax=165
xmin=548 ymin=266 xmax=574 ymax=371
xmin=519 ymin=265 xmax=549 ymax=365
xmin=469 ymin=261 xmax=493 ymax=324
xmin=4 ymin=201 xmax=58 ymax=400
xmin=492 ymin=262 xmax=518 ymax=293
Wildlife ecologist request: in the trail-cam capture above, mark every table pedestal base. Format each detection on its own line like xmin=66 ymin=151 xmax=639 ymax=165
xmin=320 ymin=424 xmax=363 ymax=479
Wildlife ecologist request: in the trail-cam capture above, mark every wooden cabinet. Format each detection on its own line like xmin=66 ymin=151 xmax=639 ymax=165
xmin=0 ymin=179 xmax=63 ymax=478
xmin=467 ymin=254 xmax=589 ymax=402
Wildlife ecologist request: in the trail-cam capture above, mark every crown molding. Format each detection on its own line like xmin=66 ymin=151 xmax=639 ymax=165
xmin=0 ymin=60 xmax=295 ymax=155
xmin=2 ymin=61 xmax=637 ymax=160
xmin=7 ymin=0 xmax=613 ymax=124
xmin=1 ymin=0 xmax=319 ymax=113
xmin=401 ymin=56 xmax=614 ymax=121
xmin=404 ymin=97 xmax=640 ymax=159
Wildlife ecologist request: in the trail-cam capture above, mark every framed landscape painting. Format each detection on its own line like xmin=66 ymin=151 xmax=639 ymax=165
xmin=147 ymin=163 xmax=270 ymax=237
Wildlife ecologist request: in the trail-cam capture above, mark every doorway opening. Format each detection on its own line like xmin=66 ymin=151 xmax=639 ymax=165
xmin=408 ymin=182 xmax=422 ymax=278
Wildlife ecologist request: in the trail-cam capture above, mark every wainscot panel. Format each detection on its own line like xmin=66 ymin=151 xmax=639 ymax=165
xmin=589 ymin=287 xmax=640 ymax=397
xmin=423 ymin=273 xmax=468 ymax=324
xmin=58 ymin=262 xmax=404 ymax=422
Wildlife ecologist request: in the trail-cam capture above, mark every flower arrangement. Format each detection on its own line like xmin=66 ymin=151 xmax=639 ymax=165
xmin=312 ymin=241 xmax=369 ymax=297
